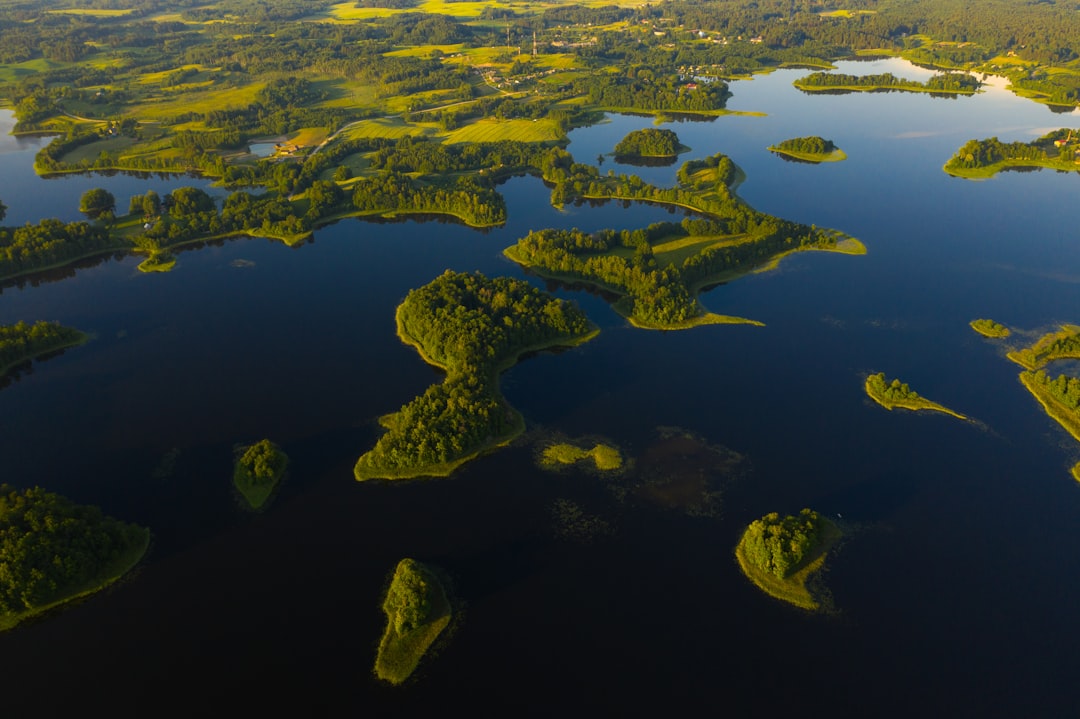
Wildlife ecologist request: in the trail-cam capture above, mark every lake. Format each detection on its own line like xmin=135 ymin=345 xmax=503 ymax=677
xmin=1 ymin=57 xmax=1079 ymax=716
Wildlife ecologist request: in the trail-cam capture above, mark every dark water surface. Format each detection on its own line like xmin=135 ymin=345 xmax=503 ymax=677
xmin=2 ymin=58 xmax=1080 ymax=716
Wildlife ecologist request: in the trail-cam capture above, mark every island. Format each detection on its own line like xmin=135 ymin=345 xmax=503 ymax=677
xmin=0 ymin=321 xmax=88 ymax=378
xmin=505 ymin=152 xmax=864 ymax=330
xmin=1006 ymin=324 xmax=1080 ymax=370
xmin=768 ymin=136 xmax=846 ymax=163
xmin=233 ymin=439 xmax=289 ymax=511
xmin=374 ymin=558 xmax=452 ymax=685
xmin=734 ymin=508 xmax=841 ymax=611
xmin=613 ymin=128 xmax=684 ymax=161
xmin=539 ymin=442 xmax=623 ymax=472
xmin=0 ymin=484 xmax=150 ymax=632
xmin=1019 ymin=370 xmax=1080 ymax=443
xmin=944 ymin=129 xmax=1080 ymax=179
xmin=1073 ymin=463 xmax=1080 ymax=483
xmin=865 ymin=372 xmax=967 ymax=420
xmin=970 ymin=318 xmax=1011 ymax=338
xmin=794 ymin=71 xmax=981 ymax=95
xmin=354 ymin=271 xmax=597 ymax=480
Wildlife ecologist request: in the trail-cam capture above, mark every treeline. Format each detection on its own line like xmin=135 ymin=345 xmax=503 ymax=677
xmin=945 ymin=129 xmax=1078 ymax=171
xmin=0 ymin=321 xmax=86 ymax=374
xmin=0 ymin=219 xmax=119 ymax=281
xmin=614 ymin=129 xmax=681 ymax=158
xmin=1026 ymin=370 xmax=1080 ymax=413
xmin=572 ymin=70 xmax=730 ymax=113
xmin=0 ymin=484 xmax=148 ymax=624
xmin=355 ymin=271 xmax=594 ymax=479
xmin=740 ymin=509 xmax=824 ymax=579
xmin=796 ymin=71 xmax=980 ymax=93
xmin=351 ymin=172 xmax=506 ymax=227
xmin=1007 ymin=325 xmax=1080 ymax=370
xmin=866 ymin=373 xmax=921 ymax=402
xmin=772 ymin=136 xmax=835 ymax=155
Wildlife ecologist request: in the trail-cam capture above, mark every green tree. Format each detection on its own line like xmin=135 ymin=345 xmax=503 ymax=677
xmin=79 ymin=188 xmax=116 ymax=220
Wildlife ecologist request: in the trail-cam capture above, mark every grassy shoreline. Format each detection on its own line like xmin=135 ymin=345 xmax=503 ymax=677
xmin=865 ymin=374 xmax=967 ymax=420
xmin=1019 ymin=371 xmax=1080 ymax=443
xmin=0 ymin=330 xmax=90 ymax=378
xmin=734 ymin=518 xmax=841 ymax=612
xmin=768 ymin=147 xmax=847 ymax=163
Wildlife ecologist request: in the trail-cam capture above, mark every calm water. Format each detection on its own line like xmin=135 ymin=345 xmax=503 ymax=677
xmin=2 ymin=58 xmax=1080 ymax=716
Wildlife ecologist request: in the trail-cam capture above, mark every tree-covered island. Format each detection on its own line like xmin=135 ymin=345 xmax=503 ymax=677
xmin=233 ymin=439 xmax=289 ymax=511
xmin=1019 ymin=370 xmax=1080 ymax=444
xmin=613 ymin=128 xmax=685 ymax=160
xmin=944 ymin=129 xmax=1080 ymax=179
xmin=0 ymin=484 xmax=150 ymax=632
xmin=354 ymin=271 xmax=597 ymax=480
xmin=0 ymin=321 xmax=88 ymax=378
xmin=865 ymin=372 xmax=967 ymax=420
xmin=970 ymin=318 xmax=1011 ymax=338
xmin=1006 ymin=324 xmax=1080 ymax=371
xmin=768 ymin=136 xmax=846 ymax=163
xmin=794 ymin=71 xmax=981 ymax=95
xmin=506 ymin=152 xmax=863 ymax=330
xmin=374 ymin=558 xmax=452 ymax=685
xmin=734 ymin=508 xmax=841 ymax=611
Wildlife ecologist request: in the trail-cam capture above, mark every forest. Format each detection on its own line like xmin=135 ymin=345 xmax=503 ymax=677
xmin=354 ymin=271 xmax=595 ymax=479
xmin=771 ymin=136 xmax=836 ymax=155
xmin=0 ymin=320 xmax=87 ymax=375
xmin=0 ymin=484 xmax=149 ymax=630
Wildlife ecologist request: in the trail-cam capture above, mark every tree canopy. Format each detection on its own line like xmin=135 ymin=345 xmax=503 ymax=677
xmin=78 ymin=188 xmax=116 ymax=220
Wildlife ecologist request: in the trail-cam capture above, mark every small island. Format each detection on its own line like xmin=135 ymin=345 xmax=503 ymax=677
xmin=374 ymin=558 xmax=452 ymax=685
xmin=539 ymin=442 xmax=623 ymax=472
xmin=865 ymin=372 xmax=967 ymax=420
xmin=0 ymin=484 xmax=150 ymax=632
xmin=970 ymin=318 xmax=1011 ymax=338
xmin=0 ymin=320 xmax=88 ymax=378
xmin=1019 ymin=370 xmax=1080 ymax=443
xmin=233 ymin=439 xmax=288 ymax=511
xmin=734 ymin=508 xmax=841 ymax=611
xmin=613 ymin=128 xmax=684 ymax=161
xmin=1006 ymin=324 xmax=1080 ymax=370
xmin=768 ymin=136 xmax=846 ymax=163
xmin=355 ymin=271 xmax=597 ymax=481
xmin=944 ymin=129 xmax=1080 ymax=179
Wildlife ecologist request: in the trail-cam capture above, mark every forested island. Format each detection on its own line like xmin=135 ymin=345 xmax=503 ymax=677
xmin=1006 ymin=324 xmax=1080 ymax=370
xmin=734 ymin=508 xmax=840 ymax=611
xmin=375 ymin=558 xmax=452 ymax=685
xmin=1019 ymin=371 xmax=1080 ymax=443
xmin=794 ymin=71 xmax=981 ymax=95
xmin=945 ymin=129 xmax=1080 ymax=178
xmin=768 ymin=136 xmax=845 ymax=163
xmin=970 ymin=318 xmax=1011 ymax=338
xmin=506 ymin=152 xmax=863 ymax=329
xmin=354 ymin=271 xmax=597 ymax=480
xmin=0 ymin=485 xmax=149 ymax=632
xmin=0 ymin=321 xmax=88 ymax=377
xmin=613 ymin=128 xmax=684 ymax=160
xmin=865 ymin=372 xmax=967 ymax=420
xmin=233 ymin=439 xmax=289 ymax=511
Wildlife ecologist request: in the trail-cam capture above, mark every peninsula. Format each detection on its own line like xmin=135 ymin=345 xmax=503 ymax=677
xmin=768 ymin=136 xmax=846 ymax=163
xmin=944 ymin=129 xmax=1080 ymax=179
xmin=0 ymin=321 xmax=88 ymax=377
xmin=1018 ymin=370 xmax=1080 ymax=443
xmin=354 ymin=271 xmax=597 ymax=480
xmin=1006 ymin=324 xmax=1080 ymax=370
xmin=375 ymin=558 xmax=452 ymax=685
xmin=865 ymin=372 xmax=967 ymax=420
xmin=734 ymin=508 xmax=841 ymax=611
xmin=233 ymin=439 xmax=289 ymax=511
xmin=0 ymin=484 xmax=149 ymax=632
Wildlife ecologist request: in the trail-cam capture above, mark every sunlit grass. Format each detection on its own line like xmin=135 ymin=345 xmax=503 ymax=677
xmin=539 ymin=442 xmax=623 ymax=471
xmin=47 ymin=7 xmax=134 ymax=16
xmin=338 ymin=117 xmax=433 ymax=140
xmin=444 ymin=118 xmax=562 ymax=143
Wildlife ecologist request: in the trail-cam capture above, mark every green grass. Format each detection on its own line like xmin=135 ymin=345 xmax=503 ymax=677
xmin=444 ymin=118 xmax=563 ymax=144
xmin=734 ymin=519 xmax=841 ymax=612
xmin=539 ymin=442 xmax=624 ymax=471
xmin=865 ymin=373 xmax=967 ymax=420
xmin=970 ymin=318 xmax=1011 ymax=338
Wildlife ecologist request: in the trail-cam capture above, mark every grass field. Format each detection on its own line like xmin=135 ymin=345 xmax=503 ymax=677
xmin=444 ymin=118 xmax=563 ymax=143
xmin=339 ymin=117 xmax=433 ymax=141
xmin=652 ymin=233 xmax=749 ymax=267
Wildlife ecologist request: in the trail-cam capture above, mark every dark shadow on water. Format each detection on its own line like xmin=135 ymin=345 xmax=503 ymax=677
xmin=0 ymin=252 xmax=128 ymax=294
xmin=614 ymin=154 xmax=678 ymax=167
xmin=770 ymin=151 xmax=823 ymax=165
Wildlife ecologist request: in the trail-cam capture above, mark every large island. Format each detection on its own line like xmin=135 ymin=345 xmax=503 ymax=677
xmin=0 ymin=484 xmax=149 ymax=632
xmin=354 ymin=271 xmax=597 ymax=480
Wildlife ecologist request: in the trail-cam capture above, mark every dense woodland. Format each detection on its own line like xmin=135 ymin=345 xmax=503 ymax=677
xmin=771 ymin=136 xmax=836 ymax=155
xmin=613 ymin=129 xmax=681 ymax=158
xmin=0 ymin=485 xmax=148 ymax=624
xmin=0 ymin=320 xmax=86 ymax=374
xmin=355 ymin=271 xmax=594 ymax=478
xmin=865 ymin=373 xmax=922 ymax=403
xmin=739 ymin=509 xmax=824 ymax=580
